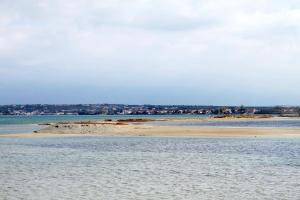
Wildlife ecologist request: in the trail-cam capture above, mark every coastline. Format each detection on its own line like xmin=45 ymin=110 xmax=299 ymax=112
xmin=1 ymin=119 xmax=300 ymax=138
xmin=1 ymin=116 xmax=300 ymax=138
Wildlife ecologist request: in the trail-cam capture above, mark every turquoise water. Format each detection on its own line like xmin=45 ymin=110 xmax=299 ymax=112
xmin=0 ymin=115 xmax=194 ymax=125
xmin=0 ymin=136 xmax=299 ymax=199
xmin=0 ymin=115 xmax=200 ymax=134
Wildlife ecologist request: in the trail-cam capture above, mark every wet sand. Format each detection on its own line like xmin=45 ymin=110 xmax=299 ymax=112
xmin=1 ymin=120 xmax=300 ymax=138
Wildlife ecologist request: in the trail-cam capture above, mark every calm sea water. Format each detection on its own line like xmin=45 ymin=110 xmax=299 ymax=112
xmin=0 ymin=136 xmax=299 ymax=200
xmin=0 ymin=115 xmax=202 ymax=134
xmin=150 ymin=118 xmax=300 ymax=128
xmin=1 ymin=115 xmax=300 ymax=134
xmin=0 ymin=115 xmax=198 ymax=125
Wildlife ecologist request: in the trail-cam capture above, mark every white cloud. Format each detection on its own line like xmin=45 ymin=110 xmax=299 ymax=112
xmin=0 ymin=0 xmax=300 ymax=104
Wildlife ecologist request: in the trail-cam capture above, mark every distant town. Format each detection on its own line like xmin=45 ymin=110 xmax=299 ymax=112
xmin=0 ymin=104 xmax=299 ymax=116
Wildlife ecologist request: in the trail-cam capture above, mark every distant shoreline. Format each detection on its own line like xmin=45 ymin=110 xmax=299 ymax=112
xmin=1 ymin=104 xmax=300 ymax=116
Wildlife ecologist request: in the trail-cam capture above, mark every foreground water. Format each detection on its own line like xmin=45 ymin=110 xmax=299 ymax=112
xmin=0 ymin=136 xmax=299 ymax=200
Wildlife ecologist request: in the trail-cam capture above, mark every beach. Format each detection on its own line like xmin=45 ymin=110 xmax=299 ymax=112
xmin=1 ymin=117 xmax=300 ymax=138
xmin=1 ymin=116 xmax=300 ymax=199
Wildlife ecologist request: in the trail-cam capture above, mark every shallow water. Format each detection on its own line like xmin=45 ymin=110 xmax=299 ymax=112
xmin=1 ymin=136 xmax=300 ymax=200
xmin=1 ymin=116 xmax=300 ymax=135
xmin=150 ymin=118 xmax=300 ymax=128
xmin=0 ymin=124 xmax=42 ymax=134
xmin=0 ymin=115 xmax=204 ymax=125
xmin=0 ymin=115 xmax=205 ymax=134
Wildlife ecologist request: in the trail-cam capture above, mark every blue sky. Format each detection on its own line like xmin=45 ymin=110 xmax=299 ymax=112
xmin=0 ymin=0 xmax=300 ymax=105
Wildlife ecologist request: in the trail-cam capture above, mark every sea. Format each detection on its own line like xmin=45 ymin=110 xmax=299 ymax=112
xmin=1 ymin=115 xmax=300 ymax=134
xmin=0 ymin=115 xmax=194 ymax=134
xmin=1 ymin=115 xmax=300 ymax=200
xmin=149 ymin=117 xmax=300 ymax=128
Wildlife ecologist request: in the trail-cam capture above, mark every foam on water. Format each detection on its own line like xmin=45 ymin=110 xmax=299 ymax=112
xmin=1 ymin=137 xmax=300 ymax=200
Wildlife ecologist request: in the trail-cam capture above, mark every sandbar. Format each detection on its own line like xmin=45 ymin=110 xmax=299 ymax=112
xmin=1 ymin=119 xmax=300 ymax=138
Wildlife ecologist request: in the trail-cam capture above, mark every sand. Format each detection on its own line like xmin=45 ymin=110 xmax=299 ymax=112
xmin=1 ymin=120 xmax=300 ymax=138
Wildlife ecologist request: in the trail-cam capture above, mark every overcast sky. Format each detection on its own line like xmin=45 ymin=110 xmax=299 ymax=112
xmin=0 ymin=0 xmax=300 ymax=105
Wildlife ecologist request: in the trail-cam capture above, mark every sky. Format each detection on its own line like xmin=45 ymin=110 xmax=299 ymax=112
xmin=0 ymin=0 xmax=300 ymax=106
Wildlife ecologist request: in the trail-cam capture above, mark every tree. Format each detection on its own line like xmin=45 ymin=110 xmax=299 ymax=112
xmin=238 ymin=105 xmax=246 ymax=114
xmin=297 ymin=107 xmax=300 ymax=117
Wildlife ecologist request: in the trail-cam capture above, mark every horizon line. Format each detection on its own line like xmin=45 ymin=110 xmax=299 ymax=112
xmin=0 ymin=103 xmax=299 ymax=107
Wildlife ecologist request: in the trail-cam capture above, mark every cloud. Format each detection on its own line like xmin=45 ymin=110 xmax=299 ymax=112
xmin=0 ymin=0 xmax=300 ymax=105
